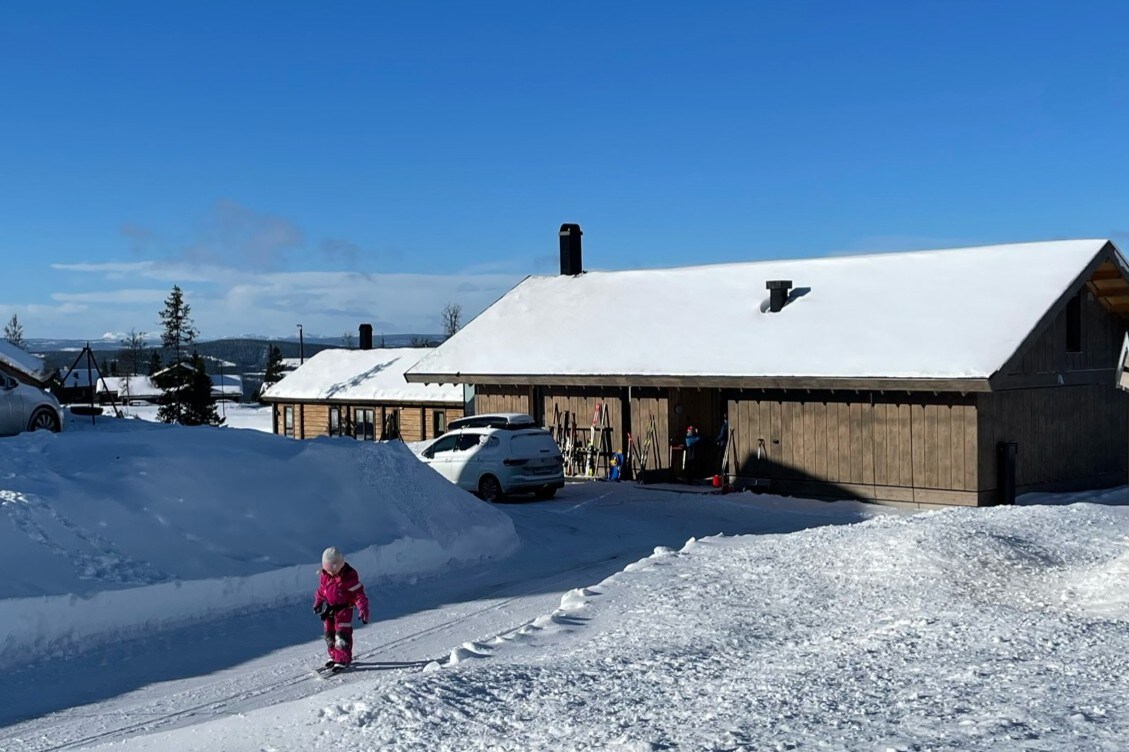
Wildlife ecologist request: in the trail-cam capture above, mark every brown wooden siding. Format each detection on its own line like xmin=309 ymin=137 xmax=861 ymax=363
xmin=540 ymin=387 xmax=627 ymax=474
xmin=977 ymin=385 xmax=1127 ymax=494
xmin=1000 ymin=286 xmax=1126 ymax=380
xmin=629 ymin=388 xmax=670 ymax=471
xmin=728 ymin=391 xmax=978 ymax=506
xmin=475 ymin=384 xmax=533 ymax=415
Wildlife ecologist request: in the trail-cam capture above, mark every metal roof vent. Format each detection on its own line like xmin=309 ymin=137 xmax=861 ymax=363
xmin=766 ymin=280 xmax=793 ymax=313
xmin=559 ymin=223 xmax=583 ymax=276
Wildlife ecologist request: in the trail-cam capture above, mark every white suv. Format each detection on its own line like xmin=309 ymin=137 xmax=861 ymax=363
xmin=0 ymin=374 xmax=64 ymax=436
xmin=419 ymin=426 xmax=564 ymax=501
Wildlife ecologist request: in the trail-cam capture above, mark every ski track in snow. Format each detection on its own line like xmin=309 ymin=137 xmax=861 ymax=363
xmin=0 ymin=553 xmax=623 ymax=751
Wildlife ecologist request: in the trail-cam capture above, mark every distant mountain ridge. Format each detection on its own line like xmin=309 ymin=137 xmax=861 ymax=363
xmin=25 ymin=334 xmax=443 ymax=376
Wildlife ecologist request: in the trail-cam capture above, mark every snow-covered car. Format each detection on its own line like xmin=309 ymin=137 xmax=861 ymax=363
xmin=418 ymin=426 xmax=564 ymax=501
xmin=445 ymin=412 xmax=536 ymax=431
xmin=0 ymin=373 xmax=64 ymax=436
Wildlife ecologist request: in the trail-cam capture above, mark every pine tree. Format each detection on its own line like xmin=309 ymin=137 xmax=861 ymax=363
xmin=156 ymin=285 xmax=199 ymax=424
xmin=259 ymin=345 xmax=284 ymax=404
xmin=147 ymin=351 xmax=163 ymax=376
xmin=4 ymin=314 xmax=25 ymax=348
xmin=179 ymin=353 xmax=222 ymax=426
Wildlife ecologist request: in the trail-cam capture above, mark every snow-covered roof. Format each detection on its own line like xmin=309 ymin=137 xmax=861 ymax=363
xmin=0 ymin=339 xmax=47 ymax=382
xmin=99 ymin=375 xmax=163 ymax=398
xmin=211 ymin=374 xmax=243 ymax=396
xmin=407 ymin=239 xmax=1120 ymax=384
xmin=262 ymin=347 xmax=462 ymax=403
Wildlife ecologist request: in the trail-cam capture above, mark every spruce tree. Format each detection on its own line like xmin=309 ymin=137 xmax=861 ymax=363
xmin=4 ymin=314 xmax=25 ymax=348
xmin=156 ymin=285 xmax=199 ymax=424
xmin=180 ymin=354 xmax=222 ymax=426
xmin=260 ymin=345 xmax=284 ymax=404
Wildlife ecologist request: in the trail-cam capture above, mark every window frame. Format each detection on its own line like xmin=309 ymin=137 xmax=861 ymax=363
xmin=354 ymin=408 xmax=375 ymax=441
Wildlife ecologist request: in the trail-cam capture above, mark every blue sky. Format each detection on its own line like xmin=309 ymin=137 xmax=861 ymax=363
xmin=2 ymin=1 xmax=1128 ymax=340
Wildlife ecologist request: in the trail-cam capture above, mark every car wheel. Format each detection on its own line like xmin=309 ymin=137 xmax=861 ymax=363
xmin=28 ymin=408 xmax=60 ymax=433
xmin=477 ymin=475 xmax=504 ymax=502
xmin=534 ymin=487 xmax=557 ymax=500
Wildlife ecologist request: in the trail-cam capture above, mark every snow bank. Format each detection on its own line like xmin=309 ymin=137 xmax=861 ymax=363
xmin=280 ymin=502 xmax=1128 ymax=751
xmin=0 ymin=419 xmax=518 ymax=667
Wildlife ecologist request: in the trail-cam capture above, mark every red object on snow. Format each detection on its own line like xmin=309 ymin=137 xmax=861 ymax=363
xmin=712 ymin=474 xmax=722 ymax=488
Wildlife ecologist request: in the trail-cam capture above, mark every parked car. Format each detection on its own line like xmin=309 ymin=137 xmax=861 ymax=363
xmin=445 ymin=412 xmax=536 ymax=431
xmin=418 ymin=426 xmax=564 ymax=501
xmin=0 ymin=374 xmax=64 ymax=436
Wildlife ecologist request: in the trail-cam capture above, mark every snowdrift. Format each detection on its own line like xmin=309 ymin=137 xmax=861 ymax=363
xmin=0 ymin=419 xmax=518 ymax=667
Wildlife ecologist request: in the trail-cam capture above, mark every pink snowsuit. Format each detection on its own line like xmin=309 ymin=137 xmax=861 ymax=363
xmin=314 ymin=562 xmax=370 ymax=665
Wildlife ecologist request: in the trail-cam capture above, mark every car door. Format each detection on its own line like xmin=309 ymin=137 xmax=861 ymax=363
xmin=0 ymin=375 xmax=20 ymax=436
xmin=448 ymin=433 xmax=488 ymax=491
xmin=420 ymin=434 xmax=460 ymax=481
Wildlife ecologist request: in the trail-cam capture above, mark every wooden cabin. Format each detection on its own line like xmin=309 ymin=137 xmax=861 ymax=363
xmin=262 ymin=345 xmax=463 ymax=442
xmin=406 ymin=229 xmax=1129 ymax=507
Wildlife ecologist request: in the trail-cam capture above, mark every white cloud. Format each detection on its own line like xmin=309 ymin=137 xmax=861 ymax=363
xmin=51 ymin=289 xmax=171 ymax=304
xmin=38 ymin=265 xmax=524 ymax=339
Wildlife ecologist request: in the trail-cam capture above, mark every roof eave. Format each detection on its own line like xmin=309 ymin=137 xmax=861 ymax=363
xmin=403 ymin=372 xmax=992 ymax=393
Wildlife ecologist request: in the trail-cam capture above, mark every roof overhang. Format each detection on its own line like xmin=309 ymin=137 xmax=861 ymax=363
xmin=1085 ymin=250 xmax=1129 ymax=319
xmin=404 ymin=372 xmax=992 ymax=393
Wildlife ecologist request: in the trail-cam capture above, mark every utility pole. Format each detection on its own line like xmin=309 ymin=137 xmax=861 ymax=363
xmin=297 ymin=323 xmax=304 ymax=365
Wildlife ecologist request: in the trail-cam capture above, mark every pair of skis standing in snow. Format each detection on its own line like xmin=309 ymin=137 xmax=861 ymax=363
xmin=313 ymin=546 xmax=370 ymax=674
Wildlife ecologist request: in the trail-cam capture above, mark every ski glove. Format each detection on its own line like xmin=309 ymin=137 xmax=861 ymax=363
xmin=314 ymin=601 xmax=327 ymax=616
xmin=360 ymin=608 xmax=370 ymax=625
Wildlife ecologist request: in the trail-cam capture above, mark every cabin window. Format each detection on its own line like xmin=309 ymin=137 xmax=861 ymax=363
xmin=283 ymin=406 xmax=295 ymax=437
xmin=1066 ymin=292 xmax=1082 ymax=353
xmin=432 ymin=410 xmax=446 ymax=438
xmin=328 ymin=406 xmax=341 ymax=436
xmin=355 ymin=408 xmax=375 ymax=441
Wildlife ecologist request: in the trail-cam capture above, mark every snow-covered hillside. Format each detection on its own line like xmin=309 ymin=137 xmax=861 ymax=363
xmin=0 ymin=414 xmax=1125 ymax=751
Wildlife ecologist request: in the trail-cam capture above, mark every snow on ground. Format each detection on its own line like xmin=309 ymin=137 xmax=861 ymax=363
xmin=0 ymin=413 xmax=516 ymax=667
xmin=0 ymin=414 xmax=1126 ymax=751
xmin=114 ymin=402 xmax=274 ymax=432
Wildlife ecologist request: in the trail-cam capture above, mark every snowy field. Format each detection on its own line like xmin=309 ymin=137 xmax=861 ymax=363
xmin=113 ymin=401 xmax=274 ymax=432
xmin=0 ymin=414 xmax=1126 ymax=751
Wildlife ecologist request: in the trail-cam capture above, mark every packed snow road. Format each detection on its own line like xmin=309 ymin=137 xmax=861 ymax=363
xmin=0 ymin=480 xmax=862 ymax=751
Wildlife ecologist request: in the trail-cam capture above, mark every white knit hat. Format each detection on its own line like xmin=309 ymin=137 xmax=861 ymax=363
xmin=322 ymin=546 xmax=345 ymax=566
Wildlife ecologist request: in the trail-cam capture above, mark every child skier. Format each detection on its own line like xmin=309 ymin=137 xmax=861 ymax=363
xmin=313 ymin=546 xmax=370 ymax=671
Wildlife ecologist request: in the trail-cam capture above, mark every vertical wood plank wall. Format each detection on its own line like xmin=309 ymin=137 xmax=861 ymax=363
xmin=474 ymin=385 xmax=534 ymax=416
xmin=728 ymin=391 xmax=979 ymax=506
xmin=629 ymin=389 xmax=670 ymax=470
xmin=1004 ymin=285 xmax=1126 ymax=377
xmin=539 ymin=387 xmax=627 ymax=455
xmin=977 ymin=385 xmax=1127 ymax=494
